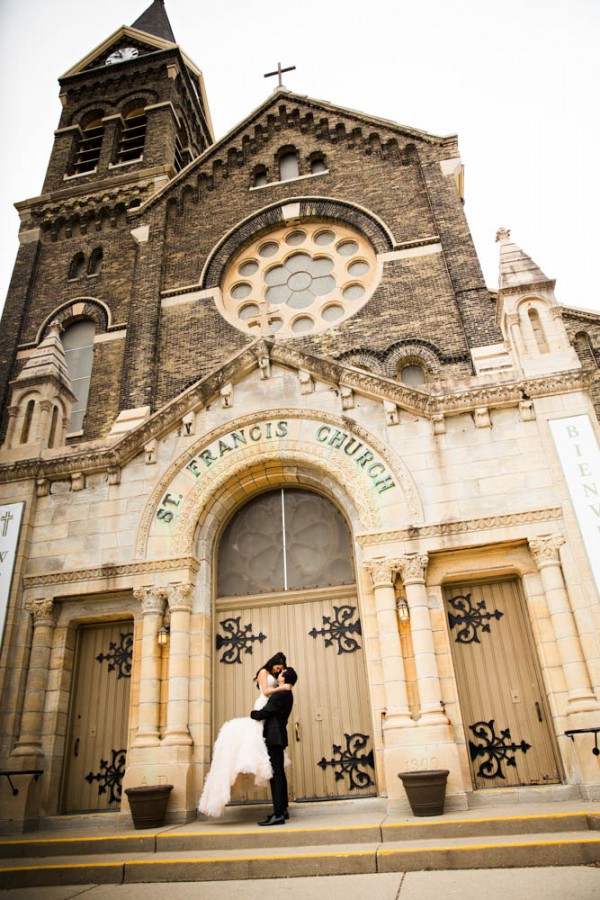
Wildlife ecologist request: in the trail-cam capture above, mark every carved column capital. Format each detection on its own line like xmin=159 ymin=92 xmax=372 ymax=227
xmin=165 ymin=582 xmax=193 ymax=613
xmin=25 ymin=597 xmax=55 ymax=628
xmin=529 ymin=534 xmax=565 ymax=569
xmin=364 ymin=557 xmax=404 ymax=588
xmin=134 ymin=586 xmax=167 ymax=616
xmin=397 ymin=553 xmax=429 ymax=585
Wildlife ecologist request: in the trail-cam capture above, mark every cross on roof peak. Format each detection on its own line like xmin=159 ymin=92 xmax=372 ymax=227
xmin=264 ymin=62 xmax=296 ymax=89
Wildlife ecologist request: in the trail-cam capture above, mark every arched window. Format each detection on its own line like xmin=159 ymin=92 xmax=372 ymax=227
xmin=68 ymin=252 xmax=86 ymax=280
xmin=217 ymin=488 xmax=355 ymax=597
xmin=528 ymin=308 xmax=549 ymax=353
xmin=87 ymin=247 xmax=103 ymax=276
xmin=61 ymin=320 xmax=96 ymax=433
xmin=310 ymin=155 xmax=327 ymax=175
xmin=279 ymin=150 xmax=299 ymax=182
xmin=116 ymin=106 xmax=147 ymax=164
xmin=20 ymin=399 xmax=35 ymax=444
xmin=399 ymin=363 xmax=426 ymax=387
xmin=73 ymin=115 xmax=104 ymax=174
xmin=174 ymin=123 xmax=192 ymax=173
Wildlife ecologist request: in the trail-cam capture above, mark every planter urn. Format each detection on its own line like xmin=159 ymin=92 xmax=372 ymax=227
xmin=397 ymin=769 xmax=449 ymax=817
xmin=125 ymin=784 xmax=173 ymax=829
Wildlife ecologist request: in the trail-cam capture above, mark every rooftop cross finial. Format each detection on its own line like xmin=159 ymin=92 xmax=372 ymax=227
xmin=495 ymin=227 xmax=511 ymax=243
xmin=264 ymin=61 xmax=296 ymax=88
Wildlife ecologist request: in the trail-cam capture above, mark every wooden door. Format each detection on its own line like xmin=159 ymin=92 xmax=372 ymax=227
xmin=214 ymin=589 xmax=376 ymax=804
xmin=62 ymin=622 xmax=133 ymax=813
xmin=444 ymin=580 xmax=560 ymax=789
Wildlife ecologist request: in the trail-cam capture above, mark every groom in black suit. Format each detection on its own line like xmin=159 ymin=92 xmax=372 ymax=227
xmin=250 ymin=666 xmax=298 ymax=826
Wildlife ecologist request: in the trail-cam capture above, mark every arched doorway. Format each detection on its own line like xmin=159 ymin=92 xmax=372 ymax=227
xmin=214 ymin=487 xmax=376 ymax=803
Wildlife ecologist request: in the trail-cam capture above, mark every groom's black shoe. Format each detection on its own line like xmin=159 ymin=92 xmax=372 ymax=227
xmin=258 ymin=814 xmax=286 ymax=826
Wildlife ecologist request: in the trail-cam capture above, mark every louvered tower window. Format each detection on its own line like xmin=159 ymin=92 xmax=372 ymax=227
xmin=116 ymin=107 xmax=147 ymax=163
xmin=73 ymin=117 xmax=104 ymax=174
xmin=174 ymin=124 xmax=192 ymax=173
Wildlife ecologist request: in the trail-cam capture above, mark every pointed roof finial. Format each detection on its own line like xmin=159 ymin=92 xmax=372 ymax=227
xmin=131 ymin=0 xmax=176 ymax=43
xmin=495 ymin=227 xmax=511 ymax=243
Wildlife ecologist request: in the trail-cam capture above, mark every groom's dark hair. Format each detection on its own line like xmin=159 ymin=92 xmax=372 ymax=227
xmin=282 ymin=667 xmax=298 ymax=686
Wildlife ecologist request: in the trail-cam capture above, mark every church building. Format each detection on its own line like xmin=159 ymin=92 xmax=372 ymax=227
xmin=1 ymin=1 xmax=599 ymax=829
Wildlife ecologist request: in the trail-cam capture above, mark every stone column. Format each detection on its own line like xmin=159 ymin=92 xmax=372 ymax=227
xmin=398 ymin=554 xmax=448 ymax=726
xmin=13 ymin=599 xmax=55 ymax=757
xmin=364 ymin=559 xmax=413 ymax=726
xmin=132 ymin=587 xmax=167 ymax=748
xmin=163 ymin=583 xmax=193 ymax=746
xmin=529 ymin=535 xmax=599 ymax=715
xmin=507 ymin=312 xmax=526 ymax=359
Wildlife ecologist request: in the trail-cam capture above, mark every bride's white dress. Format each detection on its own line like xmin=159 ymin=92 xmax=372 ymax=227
xmin=198 ymin=675 xmax=275 ymax=817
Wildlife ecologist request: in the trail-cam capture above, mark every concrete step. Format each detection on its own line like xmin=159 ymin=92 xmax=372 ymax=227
xmin=1 ymin=831 xmax=600 ymax=889
xmin=1 ymin=808 xmax=597 ymax=858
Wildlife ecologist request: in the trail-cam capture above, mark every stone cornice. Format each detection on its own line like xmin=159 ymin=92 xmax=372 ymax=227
xmin=22 ymin=557 xmax=199 ymax=589
xmin=356 ymin=507 xmax=563 ymax=546
xmin=0 ymin=338 xmax=592 ymax=486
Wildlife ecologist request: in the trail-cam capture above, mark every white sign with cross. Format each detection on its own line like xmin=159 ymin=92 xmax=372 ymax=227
xmin=0 ymin=502 xmax=25 ymax=650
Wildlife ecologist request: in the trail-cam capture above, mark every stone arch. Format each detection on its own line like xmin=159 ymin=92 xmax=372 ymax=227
xmin=335 ymin=350 xmax=385 ymax=375
xmin=201 ymin=197 xmax=395 ymax=288
xmin=36 ymin=298 xmax=111 ymax=343
xmin=135 ymin=410 xmax=423 ymax=561
xmin=384 ymin=341 xmax=441 ymax=380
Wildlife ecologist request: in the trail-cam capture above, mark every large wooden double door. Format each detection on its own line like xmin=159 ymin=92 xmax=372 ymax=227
xmin=214 ymin=589 xmax=376 ymax=803
xmin=444 ymin=579 xmax=561 ymax=790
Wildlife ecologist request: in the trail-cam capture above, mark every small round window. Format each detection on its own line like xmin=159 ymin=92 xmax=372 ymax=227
xmin=220 ymin=220 xmax=380 ymax=337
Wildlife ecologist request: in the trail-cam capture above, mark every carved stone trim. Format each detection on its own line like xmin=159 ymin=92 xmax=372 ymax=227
xmin=364 ymin=558 xmax=404 ymax=588
xmin=356 ymin=507 xmax=563 ymax=546
xmin=133 ymin=586 xmax=167 ymax=616
xmin=398 ymin=553 xmax=429 ymax=584
xmin=22 ymin=557 xmax=200 ymax=588
xmin=528 ymin=534 xmax=565 ymax=568
xmin=25 ymin=597 xmax=56 ymax=627
xmin=165 ymin=583 xmax=193 ymax=613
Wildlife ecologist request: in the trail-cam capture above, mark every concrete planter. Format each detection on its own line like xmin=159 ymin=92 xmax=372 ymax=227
xmin=398 ymin=769 xmax=449 ymax=817
xmin=125 ymin=784 xmax=173 ymax=829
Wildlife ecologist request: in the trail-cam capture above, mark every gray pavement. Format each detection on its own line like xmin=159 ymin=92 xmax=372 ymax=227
xmin=2 ymin=868 xmax=599 ymax=899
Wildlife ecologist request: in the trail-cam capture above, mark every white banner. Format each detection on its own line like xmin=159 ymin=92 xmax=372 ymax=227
xmin=549 ymin=414 xmax=600 ymax=596
xmin=0 ymin=502 xmax=25 ymax=650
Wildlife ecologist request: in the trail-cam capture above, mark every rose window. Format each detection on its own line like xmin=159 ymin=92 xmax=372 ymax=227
xmin=220 ymin=221 xmax=380 ymax=337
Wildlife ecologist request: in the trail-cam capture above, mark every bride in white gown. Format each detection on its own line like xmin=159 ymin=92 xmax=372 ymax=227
xmin=198 ymin=652 xmax=291 ymax=817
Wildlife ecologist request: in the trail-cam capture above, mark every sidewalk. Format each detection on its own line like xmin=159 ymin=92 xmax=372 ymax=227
xmin=2 ymin=867 xmax=599 ymax=900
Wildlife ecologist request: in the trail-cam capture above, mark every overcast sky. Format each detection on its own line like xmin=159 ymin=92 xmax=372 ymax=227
xmin=0 ymin=0 xmax=598 ymax=319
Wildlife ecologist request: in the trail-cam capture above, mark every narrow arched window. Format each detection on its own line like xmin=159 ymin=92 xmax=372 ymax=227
xmin=310 ymin=155 xmax=327 ymax=175
xmin=48 ymin=405 xmax=60 ymax=449
xmin=116 ymin=106 xmax=147 ymax=164
xmin=20 ymin=399 xmax=35 ymax=444
xmin=399 ymin=363 xmax=426 ymax=386
xmin=88 ymin=247 xmax=103 ymax=276
xmin=61 ymin=320 xmax=96 ymax=433
xmin=253 ymin=165 xmax=268 ymax=188
xmin=528 ymin=308 xmax=549 ymax=353
xmin=68 ymin=252 xmax=86 ymax=280
xmin=279 ymin=150 xmax=299 ymax=182
xmin=73 ymin=116 xmax=104 ymax=174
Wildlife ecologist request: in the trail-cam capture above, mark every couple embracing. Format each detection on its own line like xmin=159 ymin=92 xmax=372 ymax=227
xmin=199 ymin=652 xmax=297 ymax=826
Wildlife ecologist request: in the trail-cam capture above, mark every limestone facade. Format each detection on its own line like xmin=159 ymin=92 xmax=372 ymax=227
xmin=1 ymin=3 xmax=599 ymax=829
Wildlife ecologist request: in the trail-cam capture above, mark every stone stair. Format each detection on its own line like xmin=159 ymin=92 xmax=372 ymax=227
xmin=1 ymin=802 xmax=599 ymax=889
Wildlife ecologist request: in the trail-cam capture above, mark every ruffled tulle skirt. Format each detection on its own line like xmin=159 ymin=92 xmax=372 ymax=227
xmin=198 ymin=717 xmax=272 ymax=818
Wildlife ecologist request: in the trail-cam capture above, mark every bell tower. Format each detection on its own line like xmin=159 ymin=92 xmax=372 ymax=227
xmin=41 ymin=0 xmax=213 ymax=196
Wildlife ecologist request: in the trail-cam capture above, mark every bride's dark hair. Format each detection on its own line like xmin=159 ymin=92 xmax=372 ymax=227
xmin=255 ymin=651 xmax=287 ymax=681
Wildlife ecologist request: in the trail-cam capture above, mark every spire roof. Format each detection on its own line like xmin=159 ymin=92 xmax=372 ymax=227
xmin=496 ymin=228 xmax=551 ymax=291
xmin=131 ymin=0 xmax=176 ymax=43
